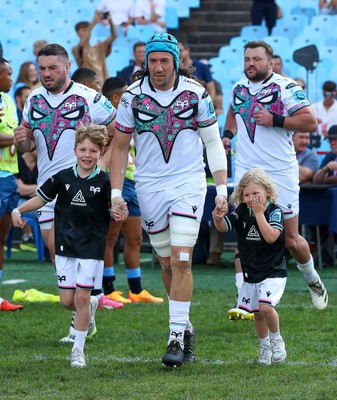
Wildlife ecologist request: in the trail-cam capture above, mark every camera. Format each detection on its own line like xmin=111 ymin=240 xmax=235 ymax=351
xmin=102 ymin=11 xmax=109 ymax=19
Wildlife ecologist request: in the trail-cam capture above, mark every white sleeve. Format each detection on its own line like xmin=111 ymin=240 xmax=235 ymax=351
xmin=199 ymin=123 xmax=227 ymax=173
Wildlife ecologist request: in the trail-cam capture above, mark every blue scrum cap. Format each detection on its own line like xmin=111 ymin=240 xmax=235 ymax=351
xmin=145 ymin=33 xmax=180 ymax=71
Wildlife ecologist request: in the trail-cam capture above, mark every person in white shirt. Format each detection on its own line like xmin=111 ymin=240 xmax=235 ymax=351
xmin=133 ymin=0 xmax=166 ymax=33
xmin=311 ymin=81 xmax=337 ymax=139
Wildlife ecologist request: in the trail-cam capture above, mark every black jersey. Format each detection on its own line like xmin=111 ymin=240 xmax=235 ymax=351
xmin=224 ymin=202 xmax=287 ymax=283
xmin=37 ymin=165 xmax=110 ymax=260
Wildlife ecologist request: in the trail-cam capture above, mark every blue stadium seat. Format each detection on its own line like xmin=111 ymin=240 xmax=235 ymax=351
xmin=325 ymin=37 xmax=337 ymax=47
xmin=276 ymin=14 xmax=309 ymax=33
xmin=290 ymin=6 xmax=316 ymax=24
xmin=107 ymin=46 xmax=131 ymax=76
xmin=276 ymin=0 xmax=294 ymax=17
xmin=126 ymin=25 xmax=155 ymax=42
xmin=310 ymin=15 xmax=336 ymax=30
xmin=166 ymin=0 xmax=190 ymax=18
xmin=188 ymin=0 xmax=200 ymax=7
xmin=298 ymin=0 xmax=320 ymax=14
xmin=291 ymin=34 xmax=326 ymax=52
xmin=263 ymin=35 xmax=290 ymax=55
xmin=271 ymin=24 xmax=299 ymax=44
xmin=218 ymin=45 xmax=244 ymax=62
xmin=319 ymin=46 xmax=337 ymax=63
xmin=165 ymin=6 xmax=179 ymax=30
xmin=229 ymin=36 xmax=251 ymax=47
xmin=240 ymin=25 xmax=268 ymax=39
xmin=6 ymin=216 xmax=45 ymax=263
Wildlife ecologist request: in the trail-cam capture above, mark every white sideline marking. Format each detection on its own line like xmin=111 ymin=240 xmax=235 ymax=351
xmin=2 ymin=279 xmax=27 ymax=284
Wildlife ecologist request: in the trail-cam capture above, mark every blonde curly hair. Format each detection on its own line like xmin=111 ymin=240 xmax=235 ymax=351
xmin=230 ymin=168 xmax=278 ymax=207
xmin=75 ymin=124 xmax=108 ymax=153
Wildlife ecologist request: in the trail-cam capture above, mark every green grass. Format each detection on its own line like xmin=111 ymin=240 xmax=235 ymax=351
xmin=1 ymin=251 xmax=337 ymax=400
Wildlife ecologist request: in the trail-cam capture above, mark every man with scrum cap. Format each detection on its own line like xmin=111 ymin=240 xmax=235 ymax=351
xmin=109 ymin=33 xmax=228 ymax=367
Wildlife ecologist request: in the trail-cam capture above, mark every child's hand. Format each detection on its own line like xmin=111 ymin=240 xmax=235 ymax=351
xmin=251 ymin=195 xmax=266 ymax=215
xmin=11 ymin=209 xmax=26 ymax=228
xmin=212 ymin=195 xmax=228 ymax=221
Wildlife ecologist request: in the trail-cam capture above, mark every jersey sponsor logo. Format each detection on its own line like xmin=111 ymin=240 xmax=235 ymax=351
xmin=90 ymin=186 xmax=101 ymax=194
xmin=247 ymin=225 xmax=260 ymax=241
xmin=28 ymin=94 xmax=92 ymax=161
xmin=232 ymin=82 xmax=284 ymax=144
xmin=131 ymin=91 xmax=199 ymax=163
xmin=71 ymin=190 xmax=87 ymax=207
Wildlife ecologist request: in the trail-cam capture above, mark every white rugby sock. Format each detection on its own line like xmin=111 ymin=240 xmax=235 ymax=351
xmin=168 ymin=299 xmax=190 ymax=347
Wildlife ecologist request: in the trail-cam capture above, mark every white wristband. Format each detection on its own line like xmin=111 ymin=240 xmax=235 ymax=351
xmin=216 ymin=184 xmax=228 ymax=197
xmin=111 ymin=189 xmax=122 ymax=200
xmin=13 ymin=208 xmax=21 ymax=217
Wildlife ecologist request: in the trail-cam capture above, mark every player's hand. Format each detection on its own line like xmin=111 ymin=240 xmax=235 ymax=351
xmin=14 ymin=125 xmax=28 ymax=145
xmin=212 ymin=194 xmax=228 ymax=221
xmin=221 ymin=137 xmax=231 ymax=155
xmin=253 ymin=104 xmax=273 ymax=126
xmin=110 ymin=197 xmax=129 ymax=221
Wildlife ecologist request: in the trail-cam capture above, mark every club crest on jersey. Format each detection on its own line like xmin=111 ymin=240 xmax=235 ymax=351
xmin=132 ymin=91 xmax=199 ymax=163
xmin=232 ymin=82 xmax=284 ymax=143
xmin=28 ymin=94 xmax=92 ymax=161
xmin=90 ymin=186 xmax=101 ymax=194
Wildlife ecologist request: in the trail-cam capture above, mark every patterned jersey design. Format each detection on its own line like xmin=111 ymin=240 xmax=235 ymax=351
xmin=131 ymin=90 xmax=199 ymax=163
xmin=232 ymin=82 xmax=285 ymax=143
xmin=28 ymin=94 xmax=92 ymax=161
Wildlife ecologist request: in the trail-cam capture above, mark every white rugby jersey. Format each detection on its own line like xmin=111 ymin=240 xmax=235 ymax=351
xmin=231 ymin=73 xmax=311 ymax=174
xmin=116 ymin=75 xmax=217 ymax=192
xmin=22 ymin=81 xmax=116 ymax=186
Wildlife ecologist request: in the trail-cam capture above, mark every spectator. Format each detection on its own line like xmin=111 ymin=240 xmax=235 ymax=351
xmin=271 ymin=55 xmax=285 ymax=76
xmin=71 ymin=68 xmax=101 ymax=92
xmin=33 ymin=40 xmax=48 ymax=77
xmin=178 ymin=40 xmax=216 ymax=103
xmin=117 ymin=41 xmax=146 ymax=86
xmin=311 ymin=80 xmax=337 ymax=139
xmin=13 ymin=61 xmax=40 ymax=94
xmin=294 ymin=77 xmax=306 ymax=91
xmin=0 ymin=57 xmax=23 ymax=311
xmin=293 ymin=132 xmax=319 ymax=184
xmin=319 ymin=0 xmax=337 ymax=14
xmin=251 ymin=0 xmax=277 ymax=35
xmin=133 ymin=0 xmax=166 ymax=33
xmin=14 ymin=85 xmax=31 ymax=123
xmin=313 ymin=125 xmax=337 ymax=184
xmin=96 ymin=0 xmax=135 ymax=35
xmin=72 ymin=11 xmax=117 ymax=86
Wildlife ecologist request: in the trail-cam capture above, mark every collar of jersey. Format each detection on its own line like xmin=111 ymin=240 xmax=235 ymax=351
xmin=73 ymin=164 xmax=101 ymax=179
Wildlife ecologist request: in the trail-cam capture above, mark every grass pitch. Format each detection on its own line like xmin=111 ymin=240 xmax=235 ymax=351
xmin=1 ymin=251 xmax=337 ymax=400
